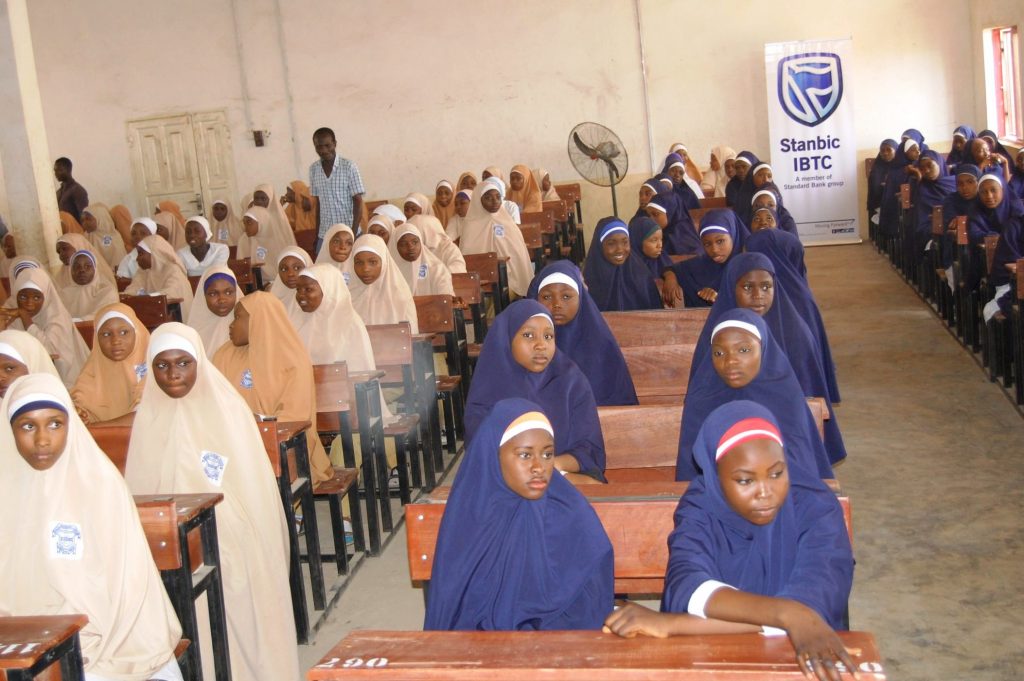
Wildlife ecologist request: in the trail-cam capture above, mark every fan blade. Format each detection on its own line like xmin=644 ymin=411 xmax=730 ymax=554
xmin=604 ymin=159 xmax=620 ymax=179
xmin=573 ymin=132 xmax=602 ymax=159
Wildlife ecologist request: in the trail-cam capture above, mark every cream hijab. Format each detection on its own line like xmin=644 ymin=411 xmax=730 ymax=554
xmin=703 ymin=145 xmax=737 ymax=198
xmin=314 ymin=223 xmax=355 ymax=285
xmin=432 ymin=180 xmax=456 ymax=228
xmin=128 ymin=235 xmax=193 ymax=319
xmin=0 ymin=328 xmax=61 ymax=394
xmin=153 ymin=211 xmax=187 ymax=250
xmin=348 ymin=234 xmax=419 ymax=333
xmin=126 ymin=324 xmax=300 ymax=681
xmin=408 ymin=214 xmax=466 ymax=274
xmin=268 ymin=246 xmax=312 ymax=311
xmin=533 ymin=167 xmax=561 ymax=202
xmin=287 ymin=264 xmax=375 ymax=370
xmin=186 ymin=265 xmax=237 ymax=359
xmin=402 ymin=192 xmax=435 ymax=219
xmin=0 ymin=373 xmax=182 ymax=680
xmin=372 ymin=203 xmax=405 ymax=227
xmin=456 ymin=179 xmax=534 ymax=296
xmin=210 ymin=198 xmax=245 ymax=246
xmin=70 ymin=303 xmax=150 ymax=424
xmin=58 ymin=250 xmax=119 ymax=320
xmin=367 ymin=213 xmax=395 ymax=243
xmin=10 ymin=269 xmax=89 ymax=387
xmin=388 ymin=223 xmax=455 ymax=297
xmin=254 ymin=183 xmax=298 ymax=244
xmin=507 ymin=163 xmax=543 ymax=213
xmin=211 ymin=292 xmax=332 ymax=483
xmin=82 ymin=203 xmax=128 ymax=269
xmin=238 ymin=206 xmax=291 ymax=283
xmin=56 ymin=233 xmax=114 ymax=288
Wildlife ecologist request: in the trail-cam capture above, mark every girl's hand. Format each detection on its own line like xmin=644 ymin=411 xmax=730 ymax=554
xmin=661 ymin=277 xmax=683 ymax=308
xmin=780 ymin=603 xmax=860 ymax=681
xmin=697 ymin=287 xmax=717 ymax=303
xmin=602 ymin=602 xmax=673 ymax=639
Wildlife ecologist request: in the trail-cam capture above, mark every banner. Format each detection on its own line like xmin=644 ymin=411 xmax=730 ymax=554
xmin=764 ymin=38 xmax=859 ymax=246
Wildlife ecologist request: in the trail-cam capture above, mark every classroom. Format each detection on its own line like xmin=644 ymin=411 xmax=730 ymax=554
xmin=0 ymin=1 xmax=1022 ymax=680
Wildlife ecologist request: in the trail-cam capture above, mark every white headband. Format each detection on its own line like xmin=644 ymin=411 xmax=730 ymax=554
xmin=186 ymin=216 xmax=213 ymax=239
xmin=979 ymin=173 xmax=1002 ymax=186
xmin=148 ymin=332 xmax=197 ymax=363
xmin=671 ymin=143 xmax=688 ymax=153
xmin=18 ymin=281 xmax=43 ymax=293
xmin=752 ymin=163 xmax=772 ymax=175
xmin=715 ymin=427 xmax=783 ymax=461
xmin=953 ymin=132 xmax=966 ymax=140
xmin=711 ymin=319 xmax=762 ymax=342
xmin=351 ymin=244 xmax=382 ymax=258
xmin=734 ymin=158 xmax=752 ymax=167
xmin=642 ymin=182 xmax=659 ymax=193
xmin=669 ymin=161 xmax=685 ymax=170
xmin=537 ymin=272 xmax=579 ymax=294
xmin=436 ymin=180 xmax=453 ymax=191
xmin=0 ymin=342 xmax=25 ymax=364
xmin=599 ymin=225 xmax=629 ymax=242
xmin=751 ymin=189 xmax=777 ymax=204
xmin=96 ymin=310 xmax=135 ymax=332
xmin=277 ymin=248 xmax=308 ymax=266
xmin=904 ymin=140 xmax=919 ymax=150
xmin=242 ymin=211 xmax=261 ymax=223
xmin=699 ymin=225 xmax=730 ymax=237
xmin=499 ymin=417 xmax=555 ymax=446
xmin=297 ymin=268 xmax=320 ymax=285
xmin=529 ymin=312 xmax=554 ymax=326
xmin=645 ymin=202 xmax=667 ymax=215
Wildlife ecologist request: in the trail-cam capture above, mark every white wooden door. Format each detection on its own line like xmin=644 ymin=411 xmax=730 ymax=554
xmin=127 ymin=110 xmax=237 ymax=219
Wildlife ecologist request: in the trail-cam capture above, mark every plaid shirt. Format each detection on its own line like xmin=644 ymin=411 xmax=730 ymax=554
xmin=309 ymin=155 xmax=365 ymax=237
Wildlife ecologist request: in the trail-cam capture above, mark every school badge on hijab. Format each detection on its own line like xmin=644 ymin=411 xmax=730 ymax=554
xmin=50 ymin=522 xmax=83 ymax=559
xmin=777 ymin=53 xmax=843 ymax=127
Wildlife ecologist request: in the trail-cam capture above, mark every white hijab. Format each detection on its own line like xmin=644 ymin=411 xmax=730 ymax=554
xmin=287 ymin=264 xmax=375 ymax=370
xmin=268 ymin=246 xmax=312 ymax=312
xmin=348 ymin=234 xmax=419 ymax=333
xmin=387 ymin=222 xmax=455 ymax=297
xmin=185 ymin=265 xmax=237 ymax=358
xmin=314 ymin=223 xmax=355 ymax=285
xmin=456 ymin=179 xmax=534 ymax=296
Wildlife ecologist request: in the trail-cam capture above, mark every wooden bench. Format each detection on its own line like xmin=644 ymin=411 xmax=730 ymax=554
xmin=119 ymin=294 xmax=179 ymax=330
xmin=451 ymin=272 xmax=486 ymax=345
xmin=74 ymin=320 xmax=94 ymax=349
xmin=517 ymin=219 xmax=545 ymax=269
xmin=0 ymin=615 xmax=87 ymax=681
xmin=227 ymin=257 xmax=258 ymax=293
xmin=602 ymin=309 xmax=710 ymax=403
xmin=307 ymin=629 xmax=885 ymax=680
xmin=414 ymin=296 xmax=467 ymax=453
xmin=698 ymin=196 xmax=728 ymax=209
xmin=463 ymin=252 xmax=509 ymax=314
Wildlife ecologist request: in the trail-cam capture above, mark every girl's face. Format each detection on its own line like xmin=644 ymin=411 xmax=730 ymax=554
xmin=155 ymin=225 xmax=170 ymax=242
xmin=205 ymin=278 xmax=237 ymax=317
xmin=752 ymin=194 xmax=777 ymax=211
xmin=435 ymin=186 xmax=453 ymax=207
xmin=56 ymin=242 xmax=75 ymax=266
xmin=645 ymin=207 xmax=668 ymax=229
xmin=185 ymin=221 xmax=208 ymax=248
xmin=970 ymin=139 xmax=990 ymax=164
xmin=709 ymin=153 xmax=720 ymax=171
xmin=136 ymin=248 xmax=153 ymax=270
xmin=642 ymin=230 xmax=663 ymax=259
xmin=397 ymin=234 xmax=421 ymax=262
xmin=242 ymin=216 xmax=259 ymax=237
xmin=228 ymin=302 xmax=250 ymax=346
xmin=879 ymin=144 xmax=896 ymax=162
xmin=638 ymin=185 xmax=655 ymax=207
xmin=753 ymin=167 xmax=772 ymax=188
xmin=459 ymin=176 xmax=477 ymax=190
xmin=734 ymin=161 xmax=751 ymax=181
xmin=277 ymin=256 xmax=305 ymax=289
xmin=667 ymin=165 xmax=685 ymax=185
xmin=952 ymin=136 xmax=966 ymax=152
xmin=700 ymin=231 xmax=733 ymax=263
xmin=601 ymin=233 xmax=630 ymax=266
xmin=403 ymin=201 xmax=422 ymax=219
xmin=353 ymin=251 xmax=382 ymax=285
xmin=711 ymin=327 xmax=761 ymax=388
xmin=295 ymin=276 xmax=324 ymax=313
xmin=130 ymin=224 xmax=149 ymax=245
xmin=957 ymin=174 xmax=979 ymax=200
xmin=12 ymin=407 xmax=68 ymax=471
xmin=16 ymin=289 xmax=44 ymax=317
xmin=0 ymin=354 xmax=29 ymax=398
xmin=252 ymin=190 xmax=270 ymax=208
xmin=537 ymin=282 xmax=580 ymax=326
xmin=481 ymin=189 xmax=502 ymax=214
xmin=2 ymin=235 xmax=15 ymax=259
xmin=919 ymin=157 xmax=940 ymax=181
xmin=979 ymin=180 xmax=1003 ymax=209
xmin=541 ymin=174 xmax=552 ymax=192
xmin=455 ymin=195 xmax=471 ymax=217
xmin=97 ymin=317 xmax=136 ymax=362
xmin=367 ymin=223 xmax=390 ymax=243
xmin=212 ymin=203 xmax=228 ymax=221
xmin=81 ymin=212 xmax=97 ymax=233
xmin=717 ymin=438 xmax=789 ymax=526
xmin=510 ymin=315 xmax=555 ymax=373
xmin=724 ymin=159 xmax=736 ymax=178
xmin=751 ymin=210 xmax=777 ymax=232
xmin=905 ymin=145 xmax=920 ymax=163
xmin=70 ymin=255 xmax=95 ymax=285
xmin=509 ymin=172 xmax=525 ymax=191
xmin=481 ymin=169 xmax=493 ymax=180
xmin=152 ymin=349 xmax=198 ymax=398
xmin=734 ymin=269 xmax=774 ymax=315
xmin=1016 ymin=152 xmax=1024 ymax=172
xmin=499 ymin=427 xmax=555 ymax=500
xmin=329 ymin=231 xmax=354 ymax=263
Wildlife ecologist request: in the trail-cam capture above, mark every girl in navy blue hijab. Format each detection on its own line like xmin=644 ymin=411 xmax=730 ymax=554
xmin=676 ymin=308 xmax=834 ymax=481
xmin=528 ymin=261 xmax=638 ymax=407
xmin=867 ymin=139 xmax=897 ymax=220
xmin=968 ymin=173 xmax=1024 ymax=245
xmin=732 ymin=153 xmax=764 ymax=224
xmin=985 ymin=214 xmax=1024 ymax=320
xmin=646 ymin=177 xmax=699 ymax=256
xmin=628 ymin=214 xmax=671 ymax=280
xmin=690 ymin=253 xmax=846 ymax=463
xmin=910 ymin=149 xmax=956 ymax=259
xmin=979 ymin=129 xmax=1014 ymax=167
xmin=425 ymin=398 xmax=613 ymax=631
xmin=725 ymin=151 xmax=757 ymax=208
xmin=661 ymin=209 xmax=738 ymax=308
xmin=946 ymin=125 xmax=976 ymax=170
xmin=583 ymin=217 xmax=663 ymax=311
xmin=464 ymin=299 xmax=607 ymax=479
xmin=749 ymin=184 xmax=798 ymax=235
xmin=662 ymin=153 xmax=701 ymax=211
xmin=1010 ymin=149 xmax=1024 ymax=200
xmin=940 ymin=164 xmax=981 ymax=269
xmin=605 ymin=401 xmax=854 ymax=676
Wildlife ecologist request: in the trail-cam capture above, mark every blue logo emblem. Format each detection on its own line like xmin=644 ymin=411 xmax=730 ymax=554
xmin=256 ymin=246 xmax=267 ymax=261
xmin=494 ymin=224 xmax=505 ymax=238
xmin=134 ymin=363 xmax=147 ymax=381
xmin=777 ymin=52 xmax=843 ymax=127
xmin=200 ymin=450 xmax=227 ymax=486
xmin=343 ymin=272 xmax=351 ymax=285
xmin=102 ymin=235 xmax=113 ymax=246
xmin=240 ymin=368 xmax=253 ymax=389
xmin=218 ymin=228 xmax=229 ymax=241
xmin=50 ymin=522 xmax=83 ymax=559
xmin=418 ymin=264 xmax=427 ymax=279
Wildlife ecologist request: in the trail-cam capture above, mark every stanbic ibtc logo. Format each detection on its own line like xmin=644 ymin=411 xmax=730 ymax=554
xmin=777 ymin=53 xmax=843 ymax=127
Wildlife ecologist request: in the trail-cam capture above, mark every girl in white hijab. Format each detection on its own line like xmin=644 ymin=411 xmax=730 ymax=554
xmin=314 ymin=223 xmax=355 ymax=284
xmin=0 ymin=328 xmax=61 ymax=398
xmin=533 ymin=167 xmax=561 ymax=202
xmin=177 ymin=217 xmax=230 ymax=276
xmin=128 ymin=235 xmax=194 ymax=319
xmin=372 ymin=203 xmax=406 ymax=228
xmin=288 ymin=264 xmax=375 ymax=371
xmin=701 ymin=145 xmax=737 ymax=198
xmin=453 ymin=178 xmax=534 ymax=297
xmin=268 ymin=246 xmax=312 ymax=311
xmin=126 ymin=324 xmax=299 ymax=681
xmin=82 ymin=203 xmax=128 ymax=270
xmin=186 ymin=265 xmax=238 ymax=359
xmin=1 ymin=269 xmax=89 ymax=387
xmin=116 ymin=218 xmax=158 ymax=279
xmin=0 ymin=372 xmax=184 ymax=681
xmin=348 ymin=234 xmax=419 ymax=332
xmin=407 ymin=214 xmax=467 ymax=274
xmin=58 ymin=250 xmax=119 ymax=320
xmin=388 ymin=222 xmax=455 ymax=296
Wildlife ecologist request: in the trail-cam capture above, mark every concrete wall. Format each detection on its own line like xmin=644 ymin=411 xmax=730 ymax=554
xmin=9 ymin=0 xmax=983 ymax=248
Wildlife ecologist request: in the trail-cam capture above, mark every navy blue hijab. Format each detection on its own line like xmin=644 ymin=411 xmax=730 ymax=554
xmin=662 ymin=401 xmax=853 ymax=630
xmin=650 ymin=176 xmax=700 ymax=256
xmin=669 ymin=208 xmax=739 ymax=308
xmin=745 ymin=230 xmax=840 ymax=404
xmin=946 ymin=125 xmax=976 ymax=169
xmin=912 ymin=150 xmax=956 ymax=256
xmin=583 ymin=217 xmax=663 ymax=312
xmin=733 ymin=153 xmax=764 ymax=224
xmin=527 ymin=261 xmax=638 ymax=407
xmin=968 ymin=173 xmax=1024 ymax=244
xmin=662 ymin=153 xmax=701 ymax=211
xmin=464 ymin=299 xmax=607 ymax=477
xmin=979 ymin=129 xmax=1014 ymax=167
xmin=425 ymin=397 xmax=614 ymax=631
xmin=726 ymin=151 xmax=758 ymax=208
xmin=628 ymin=214 xmax=672 ymax=278
xmin=1010 ymin=150 xmax=1024 ymax=200
xmin=690 ymin=253 xmax=846 ymax=464
xmin=749 ymin=184 xmax=798 ymax=235
xmin=867 ymin=139 xmax=898 ymax=215
xmin=990 ymin=217 xmax=1024 ymax=314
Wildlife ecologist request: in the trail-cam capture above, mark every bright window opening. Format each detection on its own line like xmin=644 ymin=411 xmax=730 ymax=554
xmin=983 ymin=25 xmax=1023 ymax=143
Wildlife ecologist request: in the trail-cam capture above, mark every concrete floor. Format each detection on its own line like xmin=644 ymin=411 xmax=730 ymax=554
xmin=296 ymin=243 xmax=1024 ymax=680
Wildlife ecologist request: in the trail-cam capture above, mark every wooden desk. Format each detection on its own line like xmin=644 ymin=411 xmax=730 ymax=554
xmin=135 ymin=493 xmax=230 ymax=681
xmin=411 ymin=333 xmax=444 ymax=488
xmin=0 ymin=615 xmax=87 ymax=681
xmin=307 ymin=630 xmax=886 ymax=680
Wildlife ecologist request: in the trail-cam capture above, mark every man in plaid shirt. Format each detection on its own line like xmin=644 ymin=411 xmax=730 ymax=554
xmin=309 ymin=127 xmax=365 ymax=252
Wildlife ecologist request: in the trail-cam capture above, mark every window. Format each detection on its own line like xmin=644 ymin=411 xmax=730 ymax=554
xmin=983 ymin=26 xmax=1023 ymax=142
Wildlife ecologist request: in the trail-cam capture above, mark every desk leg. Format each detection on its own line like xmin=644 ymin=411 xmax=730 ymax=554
xmin=278 ymin=454 xmax=309 ymax=643
xmin=58 ymin=632 xmax=85 ymax=681
xmin=289 ymin=437 xmax=325 ymax=611
xmin=339 ymin=415 xmax=367 ymax=554
xmin=354 ymin=383 xmax=383 ymax=556
xmin=198 ymin=511 xmax=231 ymax=681
xmin=163 ymin=564 xmax=201 ymax=679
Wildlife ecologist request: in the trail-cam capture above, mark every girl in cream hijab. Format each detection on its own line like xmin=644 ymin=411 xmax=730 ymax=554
xmin=212 ymin=291 xmax=332 ymax=484
xmin=253 ymin=183 xmax=298 ymax=244
xmin=238 ymin=206 xmax=290 ymax=284
xmin=348 ymin=234 xmax=419 ymax=332
xmin=533 ymin=167 xmax=561 ymax=202
xmin=407 ymin=214 xmax=466 ymax=274
xmin=126 ymin=324 xmax=299 ymax=681
xmin=288 ymin=264 xmax=375 ymax=371
xmin=59 ymin=250 xmax=119 ymax=320
xmin=71 ymin=303 xmax=150 ymax=424
xmin=1 ymin=269 xmax=89 ymax=387
xmin=507 ymin=163 xmax=543 ymax=213
xmin=81 ymin=203 xmax=128 ymax=269
xmin=128 ymin=235 xmax=193 ymax=319
xmin=432 ymin=180 xmax=456 ymax=228
xmin=702 ymin=145 xmax=737 ymax=198
xmin=366 ymin=213 xmax=395 ymax=244
xmin=186 ymin=265 xmax=238 ymax=359
xmin=268 ymin=246 xmax=312 ymax=311
xmin=314 ymin=223 xmax=355 ymax=284
xmin=153 ymin=211 xmax=188 ymax=251
xmin=56 ymin=233 xmax=115 ymax=289
xmin=0 ymin=328 xmax=61 ymax=398
xmin=402 ymin=192 xmax=436 ymax=220
xmin=388 ymin=222 xmax=455 ymax=297
xmin=453 ymin=179 xmax=534 ymax=297
xmin=0 ymin=373 xmax=184 ymax=681
xmin=210 ymin=198 xmax=244 ymax=246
